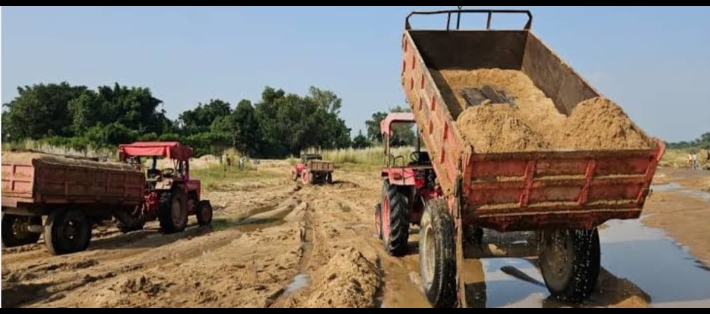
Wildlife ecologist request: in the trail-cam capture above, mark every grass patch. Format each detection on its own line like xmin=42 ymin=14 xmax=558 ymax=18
xmin=190 ymin=164 xmax=280 ymax=191
xmin=661 ymin=148 xmax=708 ymax=169
xmin=300 ymin=145 xmax=415 ymax=166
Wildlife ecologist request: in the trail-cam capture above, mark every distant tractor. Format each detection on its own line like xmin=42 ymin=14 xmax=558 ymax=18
xmin=291 ymin=153 xmax=334 ymax=185
xmin=118 ymin=142 xmax=213 ymax=234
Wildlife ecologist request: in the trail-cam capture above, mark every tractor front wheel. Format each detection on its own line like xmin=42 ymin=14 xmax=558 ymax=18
xmin=382 ymin=180 xmax=409 ymax=257
xmin=419 ymin=198 xmax=457 ymax=308
xmin=196 ymin=200 xmax=213 ymax=226
xmin=539 ymin=228 xmax=601 ymax=303
xmin=159 ymin=188 xmax=188 ymax=234
xmin=44 ymin=209 xmax=92 ymax=255
xmin=2 ymin=214 xmax=42 ymax=248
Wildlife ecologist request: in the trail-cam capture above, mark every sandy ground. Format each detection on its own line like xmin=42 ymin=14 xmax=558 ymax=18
xmin=2 ymin=162 xmax=709 ymax=308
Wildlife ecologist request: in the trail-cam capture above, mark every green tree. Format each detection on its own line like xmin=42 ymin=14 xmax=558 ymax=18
xmin=364 ymin=105 xmax=416 ymax=146
xmin=232 ymin=100 xmax=262 ymax=157
xmin=352 ymin=130 xmax=371 ymax=149
xmin=2 ymin=82 xmax=87 ymax=140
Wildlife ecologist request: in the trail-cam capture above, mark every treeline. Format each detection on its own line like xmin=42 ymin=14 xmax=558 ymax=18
xmin=1 ymin=82 xmax=416 ymax=158
xmin=667 ymin=133 xmax=710 ymax=150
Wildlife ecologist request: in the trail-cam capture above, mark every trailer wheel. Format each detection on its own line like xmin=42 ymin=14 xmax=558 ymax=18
xmin=44 ymin=210 xmax=92 ymax=255
xmin=2 ymin=214 xmax=42 ymax=248
xmin=375 ymin=203 xmax=383 ymax=239
xmin=539 ymin=228 xmax=601 ymax=303
xmin=196 ymin=200 xmax=213 ymax=226
xmin=419 ymin=198 xmax=457 ymax=308
xmin=326 ymin=173 xmax=333 ymax=184
xmin=159 ymin=188 xmax=188 ymax=234
xmin=382 ymin=180 xmax=409 ymax=257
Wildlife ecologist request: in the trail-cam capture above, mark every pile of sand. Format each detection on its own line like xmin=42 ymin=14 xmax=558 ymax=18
xmin=433 ymin=69 xmax=655 ymax=153
xmin=303 ymin=247 xmax=381 ymax=308
xmin=1 ymin=151 xmax=139 ymax=172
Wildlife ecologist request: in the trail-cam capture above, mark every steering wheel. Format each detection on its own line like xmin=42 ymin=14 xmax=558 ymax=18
xmin=410 ymin=152 xmax=420 ymax=163
xmin=161 ymin=168 xmax=175 ymax=177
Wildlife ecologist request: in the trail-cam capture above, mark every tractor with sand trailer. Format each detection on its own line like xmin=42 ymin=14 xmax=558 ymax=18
xmin=1 ymin=142 xmax=213 ymax=256
xmin=374 ymin=9 xmax=665 ymax=308
xmin=292 ymin=153 xmax=335 ymax=185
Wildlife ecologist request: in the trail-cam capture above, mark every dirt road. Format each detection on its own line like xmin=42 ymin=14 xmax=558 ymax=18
xmin=2 ymin=162 xmax=709 ymax=308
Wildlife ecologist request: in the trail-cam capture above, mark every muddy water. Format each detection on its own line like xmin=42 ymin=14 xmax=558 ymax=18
xmin=601 ymin=219 xmax=710 ymax=308
xmin=382 ymin=218 xmax=710 ymax=308
xmin=652 ymin=183 xmax=710 ymax=202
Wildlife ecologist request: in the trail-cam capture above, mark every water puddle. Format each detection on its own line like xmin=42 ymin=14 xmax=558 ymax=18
xmin=382 ymin=219 xmax=710 ymax=308
xmin=652 ymin=183 xmax=710 ymax=202
xmin=211 ymin=202 xmax=296 ymax=233
xmin=600 ymin=219 xmax=710 ymax=308
xmin=283 ymin=273 xmax=310 ymax=295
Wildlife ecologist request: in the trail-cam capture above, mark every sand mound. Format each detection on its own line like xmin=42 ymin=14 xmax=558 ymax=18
xmin=456 ymin=103 xmax=550 ymax=152
xmin=303 ymin=247 xmax=381 ymax=308
xmin=558 ymin=97 xmax=655 ymax=150
xmin=1 ymin=151 xmax=139 ymax=172
xmin=433 ymin=68 xmax=654 ymax=153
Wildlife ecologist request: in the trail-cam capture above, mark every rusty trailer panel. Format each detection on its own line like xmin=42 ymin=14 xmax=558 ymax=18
xmin=2 ymin=153 xmax=145 ymax=208
xmin=308 ymin=160 xmax=334 ymax=173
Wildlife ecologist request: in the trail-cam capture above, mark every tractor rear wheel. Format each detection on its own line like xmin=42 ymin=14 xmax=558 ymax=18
xmin=2 ymin=214 xmax=42 ymax=248
xmin=539 ymin=228 xmax=601 ymax=303
xmin=159 ymin=188 xmax=188 ymax=234
xmin=301 ymin=171 xmax=309 ymax=185
xmin=419 ymin=198 xmax=457 ymax=308
xmin=196 ymin=200 xmax=213 ymax=226
xmin=44 ymin=209 xmax=92 ymax=255
xmin=382 ymin=180 xmax=409 ymax=257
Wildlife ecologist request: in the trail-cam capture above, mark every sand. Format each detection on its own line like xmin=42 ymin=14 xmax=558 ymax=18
xmin=1 ymin=151 xmax=140 ymax=172
xmin=432 ymin=68 xmax=654 ymax=153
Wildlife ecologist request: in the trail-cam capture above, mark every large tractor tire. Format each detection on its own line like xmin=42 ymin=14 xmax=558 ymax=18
xmin=539 ymin=228 xmax=601 ymax=303
xmin=2 ymin=214 xmax=42 ymax=248
xmin=301 ymin=171 xmax=310 ymax=185
xmin=44 ymin=209 xmax=92 ymax=255
xmin=196 ymin=200 xmax=213 ymax=226
xmin=382 ymin=179 xmax=409 ymax=257
xmin=158 ymin=188 xmax=189 ymax=234
xmin=117 ymin=206 xmax=145 ymax=234
xmin=419 ymin=198 xmax=457 ymax=308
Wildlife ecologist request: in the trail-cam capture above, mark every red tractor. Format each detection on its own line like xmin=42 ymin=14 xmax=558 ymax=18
xmin=291 ymin=153 xmax=334 ymax=185
xmin=118 ymin=142 xmax=213 ymax=234
xmin=375 ymin=113 xmax=440 ymax=256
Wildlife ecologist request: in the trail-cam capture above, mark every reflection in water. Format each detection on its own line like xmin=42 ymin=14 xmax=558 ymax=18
xmin=386 ymin=217 xmax=710 ymax=308
xmin=600 ymin=219 xmax=710 ymax=308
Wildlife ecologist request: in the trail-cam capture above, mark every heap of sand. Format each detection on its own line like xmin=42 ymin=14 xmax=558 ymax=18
xmin=431 ymin=68 xmax=655 ymax=153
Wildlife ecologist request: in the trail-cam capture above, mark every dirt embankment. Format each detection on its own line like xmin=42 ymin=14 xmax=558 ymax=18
xmin=432 ymin=68 xmax=655 ymax=153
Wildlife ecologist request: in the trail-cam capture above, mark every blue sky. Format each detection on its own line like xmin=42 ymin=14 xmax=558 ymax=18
xmin=2 ymin=6 xmax=709 ymax=142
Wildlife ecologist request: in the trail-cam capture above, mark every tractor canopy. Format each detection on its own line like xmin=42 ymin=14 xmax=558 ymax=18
xmin=380 ymin=112 xmax=415 ymax=136
xmin=118 ymin=142 xmax=193 ymax=161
